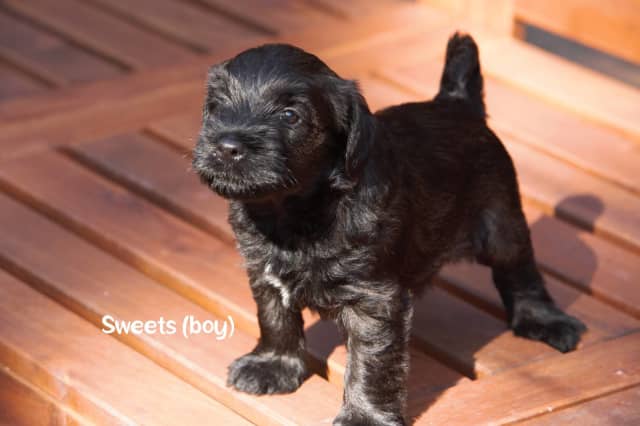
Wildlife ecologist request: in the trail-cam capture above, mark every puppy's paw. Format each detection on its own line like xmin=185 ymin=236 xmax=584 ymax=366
xmin=227 ymin=352 xmax=307 ymax=395
xmin=511 ymin=300 xmax=586 ymax=352
xmin=333 ymin=407 xmax=405 ymax=426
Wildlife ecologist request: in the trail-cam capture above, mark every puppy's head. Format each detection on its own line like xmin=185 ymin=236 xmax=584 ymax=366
xmin=193 ymin=44 xmax=374 ymax=201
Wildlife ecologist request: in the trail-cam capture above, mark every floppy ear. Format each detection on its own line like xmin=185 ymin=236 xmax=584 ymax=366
xmin=203 ymin=60 xmax=229 ymax=118
xmin=330 ymin=79 xmax=375 ymax=181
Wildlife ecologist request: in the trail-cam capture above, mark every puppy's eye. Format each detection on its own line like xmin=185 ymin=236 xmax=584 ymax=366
xmin=280 ymin=109 xmax=300 ymax=125
xmin=206 ymin=102 xmax=216 ymax=114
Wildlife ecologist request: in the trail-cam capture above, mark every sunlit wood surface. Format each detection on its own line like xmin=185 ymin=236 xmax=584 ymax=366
xmin=0 ymin=1 xmax=638 ymax=424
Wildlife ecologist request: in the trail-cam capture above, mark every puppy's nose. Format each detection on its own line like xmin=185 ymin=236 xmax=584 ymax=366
xmin=216 ymin=137 xmax=246 ymax=161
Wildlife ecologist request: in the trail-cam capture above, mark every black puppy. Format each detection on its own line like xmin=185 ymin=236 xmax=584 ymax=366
xmin=193 ymin=34 xmax=586 ymax=425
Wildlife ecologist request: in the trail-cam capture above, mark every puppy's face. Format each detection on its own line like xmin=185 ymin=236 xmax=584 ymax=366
xmin=193 ymin=44 xmax=373 ymax=201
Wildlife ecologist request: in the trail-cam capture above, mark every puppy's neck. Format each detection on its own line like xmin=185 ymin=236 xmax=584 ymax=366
xmin=239 ymin=179 xmax=340 ymax=243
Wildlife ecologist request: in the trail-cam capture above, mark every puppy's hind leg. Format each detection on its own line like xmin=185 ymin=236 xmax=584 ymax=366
xmin=473 ymin=208 xmax=586 ymax=352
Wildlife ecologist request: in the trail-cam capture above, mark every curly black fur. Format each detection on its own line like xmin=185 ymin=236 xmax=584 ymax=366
xmin=192 ymin=33 xmax=586 ymax=425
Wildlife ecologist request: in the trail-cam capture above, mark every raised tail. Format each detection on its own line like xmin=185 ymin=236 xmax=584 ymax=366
xmin=436 ymin=32 xmax=485 ymax=119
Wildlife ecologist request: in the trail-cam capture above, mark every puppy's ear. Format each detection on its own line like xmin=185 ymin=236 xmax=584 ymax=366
xmin=203 ymin=61 xmax=229 ymax=117
xmin=329 ymin=79 xmax=375 ymax=181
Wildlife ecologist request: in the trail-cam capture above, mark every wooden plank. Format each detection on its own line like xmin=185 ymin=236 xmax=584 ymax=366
xmin=280 ymin=2 xmax=449 ymax=58
xmin=481 ymin=37 xmax=640 ymax=140
xmin=0 ymin=151 xmax=260 ymax=335
xmin=4 ymin=0 xmax=194 ymax=69
xmin=411 ymin=332 xmax=640 ymax=425
xmin=68 ymin=132 xmax=234 ymax=243
xmin=0 ymin=269 xmax=254 ymax=426
xmin=0 ymin=366 xmax=89 ymax=426
xmin=62 ymin=132 xmax=604 ymax=378
xmin=328 ymin=27 xmax=457 ymax=78
xmin=484 ymin=78 xmax=640 ymax=195
xmin=0 ymin=10 xmax=123 ymax=86
xmin=439 ymin=263 xmax=639 ymax=337
xmin=519 ymin=385 xmax=640 ymax=425
xmin=197 ymin=0 xmax=340 ymax=35
xmin=412 ymin=286 xmax=556 ymax=377
xmin=305 ymin=0 xmax=400 ymax=19
xmin=0 ymin=79 xmax=203 ymax=161
xmin=419 ymin=0 xmax=515 ymax=35
xmin=0 ymin=149 xmax=464 ymax=399
xmin=515 ymin=0 xmax=640 ymax=64
xmin=0 ymin=193 xmax=342 ymax=426
xmin=524 ymin=204 xmax=640 ymax=319
xmin=0 ymin=1 xmax=441 ymax=156
xmin=148 ymin=111 xmax=202 ymax=152
xmin=0 ymin=61 xmax=46 ymax=100
xmin=508 ymin=140 xmax=640 ymax=252
xmin=89 ymin=0 xmax=262 ymax=53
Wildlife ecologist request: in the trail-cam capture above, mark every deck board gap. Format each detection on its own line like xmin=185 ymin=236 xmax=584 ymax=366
xmin=496 ymin=126 xmax=640 ymax=197
xmin=184 ymin=0 xmax=278 ymax=37
xmin=303 ymin=0 xmax=349 ymax=20
xmin=0 ymin=55 xmax=54 ymax=90
xmin=143 ymin=126 xmax=195 ymax=156
xmin=0 ymin=3 xmax=133 ymax=73
xmin=58 ymin=143 xmax=232 ymax=243
xmin=519 ymin=193 xmax=640 ymax=255
xmin=82 ymin=0 xmax=209 ymax=54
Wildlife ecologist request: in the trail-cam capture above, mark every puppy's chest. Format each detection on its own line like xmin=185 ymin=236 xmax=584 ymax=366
xmin=246 ymin=241 xmax=349 ymax=311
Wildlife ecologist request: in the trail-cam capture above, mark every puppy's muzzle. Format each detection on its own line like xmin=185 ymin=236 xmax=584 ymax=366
xmin=214 ymin=136 xmax=246 ymax=162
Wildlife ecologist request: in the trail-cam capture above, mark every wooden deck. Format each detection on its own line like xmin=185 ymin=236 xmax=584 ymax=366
xmin=0 ymin=1 xmax=639 ymax=425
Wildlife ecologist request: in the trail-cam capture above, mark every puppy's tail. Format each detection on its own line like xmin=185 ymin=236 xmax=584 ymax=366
xmin=436 ymin=32 xmax=485 ymax=119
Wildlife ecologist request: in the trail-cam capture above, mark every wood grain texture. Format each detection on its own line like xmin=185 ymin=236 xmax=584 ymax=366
xmin=412 ymin=332 xmax=640 ymax=425
xmin=0 ymin=10 xmax=123 ymax=86
xmin=523 ymin=204 xmax=640 ymax=319
xmin=0 ymin=366 xmax=89 ymax=426
xmin=4 ymin=0 xmax=194 ymax=69
xmin=440 ymin=262 xmax=639 ymax=338
xmin=0 ymin=193 xmax=342 ymax=426
xmin=0 ymin=61 xmax=46 ymax=100
xmin=481 ymin=37 xmax=640 ymax=140
xmin=519 ymin=385 xmax=640 ymax=425
xmin=283 ymin=2 xmax=449 ymax=58
xmin=197 ymin=0 xmax=340 ymax=35
xmin=0 ymin=2 xmax=438 ymax=158
xmin=89 ymin=0 xmax=262 ymax=52
xmin=0 ymin=269 xmax=253 ymax=426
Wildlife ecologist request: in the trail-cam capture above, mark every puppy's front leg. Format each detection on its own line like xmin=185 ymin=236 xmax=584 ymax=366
xmin=335 ymin=286 xmax=412 ymax=426
xmin=227 ymin=273 xmax=308 ymax=394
